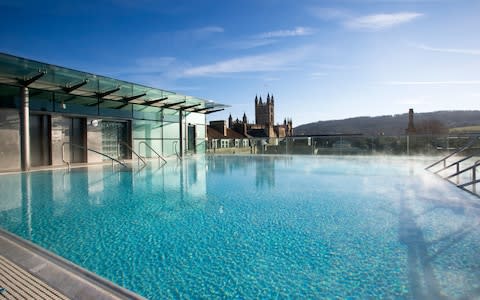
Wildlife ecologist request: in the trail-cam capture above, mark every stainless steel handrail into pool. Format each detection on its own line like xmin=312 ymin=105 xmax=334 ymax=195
xmin=118 ymin=141 xmax=146 ymax=167
xmin=425 ymin=135 xmax=479 ymax=170
xmin=61 ymin=142 xmax=128 ymax=170
xmin=173 ymin=141 xmax=182 ymax=160
xmin=425 ymin=135 xmax=480 ymax=198
xmin=456 ymin=160 xmax=480 ymax=195
xmin=138 ymin=141 xmax=167 ymax=163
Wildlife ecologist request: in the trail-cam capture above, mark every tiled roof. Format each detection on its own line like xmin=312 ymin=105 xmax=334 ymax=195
xmin=207 ymin=127 xmax=248 ymax=139
xmin=247 ymin=128 xmax=268 ymax=138
xmin=207 ymin=127 xmax=225 ymax=139
xmin=226 ymin=128 xmax=247 ymax=139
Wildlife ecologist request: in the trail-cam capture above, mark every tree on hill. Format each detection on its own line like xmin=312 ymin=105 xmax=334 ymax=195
xmin=415 ymin=119 xmax=449 ymax=135
xmin=294 ymin=110 xmax=480 ymax=136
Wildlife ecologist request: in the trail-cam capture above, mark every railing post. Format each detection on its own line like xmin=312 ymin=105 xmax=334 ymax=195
xmin=473 ymin=165 xmax=477 ymax=194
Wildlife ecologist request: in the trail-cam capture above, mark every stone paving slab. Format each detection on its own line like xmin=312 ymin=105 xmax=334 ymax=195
xmin=0 ymin=255 xmax=69 ymax=300
xmin=0 ymin=229 xmax=145 ymax=300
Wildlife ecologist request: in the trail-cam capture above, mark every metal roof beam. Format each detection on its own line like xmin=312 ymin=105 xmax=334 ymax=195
xmin=96 ymin=87 xmax=120 ymax=98
xmin=62 ymin=95 xmax=78 ymax=103
xmin=161 ymin=100 xmax=186 ymax=108
xmin=115 ymin=103 xmax=130 ymax=109
xmin=204 ymin=108 xmax=225 ymax=114
xmin=180 ymin=103 xmax=202 ymax=110
xmin=145 ymin=97 xmax=168 ymax=105
xmin=191 ymin=106 xmax=212 ymax=112
xmin=63 ymin=79 xmax=88 ymax=93
xmin=87 ymin=100 xmax=103 ymax=106
xmin=18 ymin=71 xmax=46 ymax=86
xmin=124 ymin=93 xmax=146 ymax=102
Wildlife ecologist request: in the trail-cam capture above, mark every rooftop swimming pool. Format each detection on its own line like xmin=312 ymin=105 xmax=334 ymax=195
xmin=1 ymin=155 xmax=480 ymax=299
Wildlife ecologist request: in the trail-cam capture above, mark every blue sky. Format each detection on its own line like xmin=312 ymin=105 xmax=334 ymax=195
xmin=1 ymin=0 xmax=479 ymax=126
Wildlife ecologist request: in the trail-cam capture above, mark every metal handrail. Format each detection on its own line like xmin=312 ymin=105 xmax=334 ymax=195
xmin=138 ymin=141 xmax=167 ymax=163
xmin=457 ymin=160 xmax=480 ymax=187
xmin=119 ymin=141 xmax=146 ymax=167
xmin=62 ymin=142 xmax=128 ymax=170
xmin=446 ymin=162 xmax=479 ymax=179
xmin=173 ymin=141 xmax=182 ymax=160
xmin=434 ymin=154 xmax=476 ymax=174
xmin=425 ymin=136 xmax=478 ymax=170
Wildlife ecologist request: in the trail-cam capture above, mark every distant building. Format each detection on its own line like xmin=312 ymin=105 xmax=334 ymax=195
xmin=207 ymin=120 xmax=249 ymax=150
xmin=405 ymin=108 xmax=416 ymax=135
xmin=207 ymin=94 xmax=293 ymax=151
xmin=228 ymin=94 xmax=293 ymax=139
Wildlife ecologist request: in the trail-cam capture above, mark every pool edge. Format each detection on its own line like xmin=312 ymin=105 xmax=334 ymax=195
xmin=0 ymin=228 xmax=146 ymax=300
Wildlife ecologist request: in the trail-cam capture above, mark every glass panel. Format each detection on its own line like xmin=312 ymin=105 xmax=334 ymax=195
xmin=29 ymin=88 xmax=53 ymax=112
xmin=185 ymin=111 xmax=205 ymax=125
xmin=0 ymin=84 xmax=20 ymax=108
xmin=133 ymin=104 xmax=162 ymax=121
xmin=101 ymin=121 xmax=128 ymax=159
xmin=55 ymin=93 xmax=98 ymax=115
xmin=0 ymin=53 xmax=227 ymax=120
xmin=99 ymin=99 xmax=132 ymax=118
xmin=132 ymin=119 xmax=164 ymax=158
xmin=0 ymin=109 xmax=20 ymax=170
xmin=163 ymin=122 xmax=179 ymax=157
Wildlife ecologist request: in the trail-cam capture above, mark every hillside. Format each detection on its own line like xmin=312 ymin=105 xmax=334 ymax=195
xmin=294 ymin=110 xmax=480 ymax=136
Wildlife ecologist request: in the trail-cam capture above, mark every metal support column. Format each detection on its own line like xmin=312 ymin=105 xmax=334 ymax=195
xmin=20 ymin=87 xmax=30 ymax=171
xmin=179 ymin=110 xmax=183 ymax=157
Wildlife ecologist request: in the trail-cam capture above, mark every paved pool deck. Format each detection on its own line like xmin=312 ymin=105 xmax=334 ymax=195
xmin=0 ymin=229 xmax=145 ymax=300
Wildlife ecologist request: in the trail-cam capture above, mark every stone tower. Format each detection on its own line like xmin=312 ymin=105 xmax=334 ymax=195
xmin=255 ymin=94 xmax=274 ymax=126
xmin=405 ymin=108 xmax=416 ymax=134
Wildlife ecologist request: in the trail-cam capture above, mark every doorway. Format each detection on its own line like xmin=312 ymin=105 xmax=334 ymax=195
xmin=68 ymin=117 xmax=86 ymax=163
xmin=30 ymin=114 xmax=51 ymax=167
xmin=101 ymin=121 xmax=129 ymax=159
xmin=187 ymin=124 xmax=196 ymax=153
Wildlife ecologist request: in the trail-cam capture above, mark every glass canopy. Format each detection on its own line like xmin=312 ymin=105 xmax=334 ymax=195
xmin=0 ymin=52 xmax=228 ymax=114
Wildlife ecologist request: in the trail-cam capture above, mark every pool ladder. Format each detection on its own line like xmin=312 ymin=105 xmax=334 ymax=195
xmin=425 ymin=135 xmax=480 ymax=197
xmin=62 ymin=142 xmax=128 ymax=171
xmin=138 ymin=141 xmax=167 ymax=164
xmin=118 ymin=141 xmax=147 ymax=168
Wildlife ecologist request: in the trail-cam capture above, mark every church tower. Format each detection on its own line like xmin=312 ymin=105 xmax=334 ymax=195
xmin=255 ymin=93 xmax=274 ymax=126
xmin=405 ymin=108 xmax=416 ymax=134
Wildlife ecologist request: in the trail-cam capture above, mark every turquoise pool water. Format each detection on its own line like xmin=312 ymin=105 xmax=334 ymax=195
xmin=1 ymin=155 xmax=480 ymax=299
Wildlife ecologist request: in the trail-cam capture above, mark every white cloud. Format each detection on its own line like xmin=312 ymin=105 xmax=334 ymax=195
xmin=224 ymin=39 xmax=277 ymax=50
xmin=191 ymin=26 xmax=224 ymax=39
xmin=256 ymin=27 xmax=314 ymax=39
xmin=383 ymin=80 xmax=480 ymax=85
xmin=310 ymin=7 xmax=424 ymax=31
xmin=309 ymin=7 xmax=350 ymax=21
xmin=223 ymin=26 xmax=313 ymax=50
xmin=182 ymin=47 xmax=312 ymax=77
xmin=345 ymin=12 xmax=423 ymax=30
xmin=194 ymin=26 xmax=224 ymax=34
xmin=416 ymin=44 xmax=480 ymax=55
